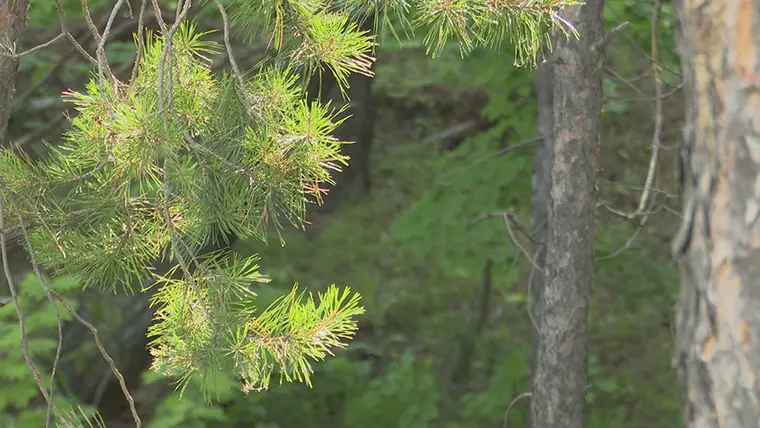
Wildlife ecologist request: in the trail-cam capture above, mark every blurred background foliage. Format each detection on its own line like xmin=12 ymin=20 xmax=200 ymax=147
xmin=2 ymin=0 xmax=684 ymax=427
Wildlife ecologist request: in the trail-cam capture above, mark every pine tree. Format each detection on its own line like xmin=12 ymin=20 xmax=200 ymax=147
xmin=0 ymin=0 xmax=580 ymax=424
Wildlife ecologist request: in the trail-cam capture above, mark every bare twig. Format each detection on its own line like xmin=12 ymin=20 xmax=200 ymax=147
xmin=0 ymin=188 xmax=67 ymax=427
xmin=595 ymin=0 xmax=666 ymax=241
xmin=95 ymin=0 xmax=130 ymax=116
xmin=503 ymin=213 xmax=544 ymax=274
xmin=502 ymin=392 xmax=531 ymax=428
xmin=54 ymin=0 xmax=98 ymax=66
xmin=155 ymin=0 xmax=191 ymax=113
xmin=637 ymin=0 xmax=664 ymax=215
xmin=150 ymin=0 xmax=169 ymax=32
xmin=0 ymin=33 xmax=65 ymax=58
xmin=439 ymin=135 xmax=541 ymax=186
xmin=471 ymin=210 xmax=544 ymax=245
xmin=604 ymin=68 xmax=682 ymax=104
xmin=79 ymin=0 xmax=103 ymax=44
xmin=13 ymin=205 xmax=67 ymax=428
xmin=604 ymin=0 xmax=682 ymax=79
xmin=214 ymin=0 xmax=256 ymax=116
xmin=592 ymin=21 xmax=630 ymax=53
xmin=50 ymin=290 xmax=142 ymax=428
xmin=596 ymin=186 xmax=660 ymax=260
xmin=129 ymin=0 xmax=149 ymax=87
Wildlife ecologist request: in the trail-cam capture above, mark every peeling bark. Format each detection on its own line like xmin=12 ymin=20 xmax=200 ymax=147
xmin=673 ymin=0 xmax=760 ymax=426
xmin=530 ymin=1 xmax=604 ymax=427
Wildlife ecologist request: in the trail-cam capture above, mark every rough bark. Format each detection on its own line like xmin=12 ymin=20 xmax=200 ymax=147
xmin=528 ymin=51 xmax=553 ymax=428
xmin=0 ymin=0 xmax=32 ymax=297
xmin=672 ymin=1 xmax=760 ymax=426
xmin=530 ymin=1 xmax=604 ymax=427
xmin=529 ymin=51 xmax=554 ymax=378
xmin=0 ymin=0 xmax=29 ymax=147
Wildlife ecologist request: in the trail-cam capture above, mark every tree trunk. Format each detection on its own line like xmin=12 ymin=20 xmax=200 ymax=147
xmin=672 ymin=1 xmax=760 ymax=426
xmin=0 ymin=1 xmax=33 ymax=292
xmin=529 ymin=49 xmax=554 ymax=376
xmin=0 ymin=0 xmax=29 ymax=147
xmin=530 ymin=1 xmax=604 ymax=426
xmin=528 ymin=49 xmax=553 ymax=428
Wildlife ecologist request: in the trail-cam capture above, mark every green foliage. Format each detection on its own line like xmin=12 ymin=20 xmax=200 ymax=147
xmin=230 ymin=0 xmax=578 ymax=68
xmin=0 ymin=273 xmax=95 ymax=427
xmin=454 ymin=346 xmax=530 ymax=427
xmin=390 ymin=53 xmax=534 ymax=278
xmin=144 ymin=371 xmax=238 ymax=427
xmin=3 ymin=17 xmax=367 ymax=397
xmin=344 ymin=353 xmax=440 ymax=427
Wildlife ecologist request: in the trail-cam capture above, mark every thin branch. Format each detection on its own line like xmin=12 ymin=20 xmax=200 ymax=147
xmin=604 ymin=68 xmax=684 ymax=103
xmin=129 ymin=0 xmax=149 ymax=87
xmin=591 ymin=21 xmax=630 ymax=53
xmin=438 ymin=135 xmax=541 ymax=186
xmin=471 ymin=210 xmax=545 ymax=245
xmin=637 ymin=0 xmax=664 ymax=215
xmin=159 ymin=187 xmax=215 ymax=328
xmin=13 ymin=203 xmax=67 ymax=428
xmin=156 ymin=0 xmax=191 ymax=112
xmin=502 ymin=392 xmax=531 ymax=428
xmin=596 ymin=186 xmax=660 ymax=260
xmin=597 ymin=0 xmax=665 ymax=228
xmin=214 ymin=0 xmax=256 ymax=116
xmin=595 ymin=220 xmax=645 ymax=261
xmin=50 ymin=290 xmax=142 ymax=428
xmin=150 ymin=0 xmax=169 ymax=32
xmin=604 ymin=0 xmax=682 ymax=78
xmin=95 ymin=0 xmax=129 ymax=117
xmin=54 ymin=0 xmax=98 ymax=66
xmin=10 ymin=196 xmax=81 ymax=428
xmin=2 ymin=178 xmax=139 ymax=426
xmin=503 ymin=212 xmax=544 ymax=274
xmin=79 ymin=0 xmax=103 ymax=44
xmin=0 ymin=188 xmax=67 ymax=427
xmin=0 ymin=33 xmax=65 ymax=58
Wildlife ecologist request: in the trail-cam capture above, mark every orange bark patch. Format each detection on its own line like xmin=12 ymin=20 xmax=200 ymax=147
xmin=734 ymin=0 xmax=759 ymax=86
xmin=740 ymin=320 xmax=750 ymax=345
xmin=702 ymin=336 xmax=716 ymax=361
xmin=713 ymin=262 xmax=743 ymax=341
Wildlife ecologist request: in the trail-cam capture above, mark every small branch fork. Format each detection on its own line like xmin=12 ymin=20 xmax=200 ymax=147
xmin=596 ymin=0 xmax=667 ymax=260
xmin=1 ymin=180 xmax=142 ymax=427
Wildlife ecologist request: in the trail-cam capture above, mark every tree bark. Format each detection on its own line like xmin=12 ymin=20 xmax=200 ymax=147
xmin=530 ymin=1 xmax=604 ymax=427
xmin=672 ymin=1 xmax=760 ymax=426
xmin=0 ymin=1 xmax=33 ymax=294
xmin=0 ymin=0 xmax=29 ymax=147
xmin=528 ymin=49 xmax=553 ymax=428
xmin=529 ymin=49 xmax=554 ymax=377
